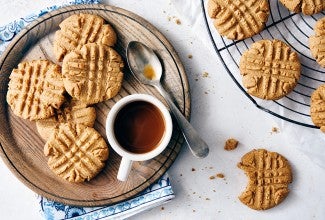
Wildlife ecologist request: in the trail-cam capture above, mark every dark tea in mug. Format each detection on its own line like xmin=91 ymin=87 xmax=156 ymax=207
xmin=113 ymin=101 xmax=166 ymax=154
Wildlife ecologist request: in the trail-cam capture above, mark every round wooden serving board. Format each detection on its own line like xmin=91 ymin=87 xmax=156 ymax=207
xmin=0 ymin=4 xmax=190 ymax=206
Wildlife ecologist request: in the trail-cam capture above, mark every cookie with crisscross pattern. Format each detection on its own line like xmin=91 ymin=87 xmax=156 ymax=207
xmin=54 ymin=13 xmax=117 ymax=62
xmin=62 ymin=43 xmax=124 ymax=105
xmin=279 ymin=0 xmax=324 ymax=15
xmin=238 ymin=149 xmax=293 ymax=210
xmin=207 ymin=0 xmax=270 ymax=40
xmin=239 ymin=39 xmax=301 ymax=100
xmin=309 ymin=17 xmax=325 ymax=68
xmin=36 ymin=99 xmax=96 ymax=140
xmin=310 ymin=84 xmax=325 ymax=132
xmin=44 ymin=122 xmax=109 ymax=182
xmin=6 ymin=60 xmax=66 ymax=120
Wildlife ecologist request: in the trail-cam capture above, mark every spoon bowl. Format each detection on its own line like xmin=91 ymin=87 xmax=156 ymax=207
xmin=126 ymin=41 xmax=209 ymax=158
xmin=127 ymin=41 xmax=162 ymax=84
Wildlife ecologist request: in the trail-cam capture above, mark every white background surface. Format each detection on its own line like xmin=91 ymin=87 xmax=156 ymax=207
xmin=0 ymin=0 xmax=325 ymax=219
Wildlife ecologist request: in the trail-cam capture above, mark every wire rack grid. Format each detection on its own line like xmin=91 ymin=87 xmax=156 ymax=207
xmin=201 ymin=0 xmax=325 ymax=128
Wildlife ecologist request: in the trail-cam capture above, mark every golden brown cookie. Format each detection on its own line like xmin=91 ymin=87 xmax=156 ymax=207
xmin=6 ymin=60 xmax=66 ymax=120
xmin=44 ymin=122 xmax=109 ymax=182
xmin=207 ymin=0 xmax=270 ymax=40
xmin=279 ymin=0 xmax=324 ymax=15
xmin=36 ymin=99 xmax=96 ymax=140
xmin=309 ymin=17 xmax=325 ymax=68
xmin=310 ymin=84 xmax=325 ymax=132
xmin=239 ymin=39 xmax=301 ymax=100
xmin=54 ymin=13 xmax=117 ymax=62
xmin=238 ymin=149 xmax=292 ymax=210
xmin=62 ymin=43 xmax=124 ymax=105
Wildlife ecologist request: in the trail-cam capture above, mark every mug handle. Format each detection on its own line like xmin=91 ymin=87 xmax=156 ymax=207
xmin=117 ymin=157 xmax=133 ymax=181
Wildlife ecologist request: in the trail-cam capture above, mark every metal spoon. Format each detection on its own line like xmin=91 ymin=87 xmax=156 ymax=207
xmin=126 ymin=41 xmax=209 ymax=158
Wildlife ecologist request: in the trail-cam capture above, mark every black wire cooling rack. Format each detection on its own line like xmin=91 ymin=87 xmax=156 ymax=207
xmin=201 ymin=0 xmax=325 ymax=128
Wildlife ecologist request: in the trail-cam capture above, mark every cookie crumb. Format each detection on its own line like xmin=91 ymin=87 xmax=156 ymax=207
xmin=271 ymin=127 xmax=279 ymax=133
xmin=216 ymin=173 xmax=225 ymax=178
xmin=202 ymin=72 xmax=209 ymax=78
xmin=224 ymin=138 xmax=238 ymax=151
xmin=191 ymin=168 xmax=196 ymax=171
xmin=161 ymin=207 xmax=165 ymax=211
xmin=175 ymin=19 xmax=181 ymax=25
xmin=209 ymin=175 xmax=216 ymax=180
xmin=188 ymin=54 xmax=193 ymax=59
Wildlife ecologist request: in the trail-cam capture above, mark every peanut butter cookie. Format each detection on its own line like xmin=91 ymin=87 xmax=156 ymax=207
xmin=7 ymin=60 xmax=65 ymax=120
xmin=36 ymin=99 xmax=96 ymax=140
xmin=279 ymin=0 xmax=324 ymax=15
xmin=238 ymin=149 xmax=293 ymax=210
xmin=309 ymin=17 xmax=325 ymax=68
xmin=54 ymin=13 xmax=117 ymax=61
xmin=207 ymin=0 xmax=269 ymax=40
xmin=44 ymin=122 xmax=109 ymax=182
xmin=62 ymin=43 xmax=124 ymax=105
xmin=239 ymin=39 xmax=301 ymax=100
xmin=310 ymin=84 xmax=325 ymax=132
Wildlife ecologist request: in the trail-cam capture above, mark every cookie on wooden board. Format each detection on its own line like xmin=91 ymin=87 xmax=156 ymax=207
xmin=36 ymin=99 xmax=96 ymax=140
xmin=54 ymin=13 xmax=117 ymax=61
xmin=62 ymin=43 xmax=124 ymax=105
xmin=6 ymin=60 xmax=66 ymax=120
xmin=207 ymin=0 xmax=270 ymax=40
xmin=239 ymin=39 xmax=301 ymax=100
xmin=309 ymin=16 xmax=325 ymax=68
xmin=44 ymin=122 xmax=109 ymax=183
xmin=238 ymin=149 xmax=293 ymax=210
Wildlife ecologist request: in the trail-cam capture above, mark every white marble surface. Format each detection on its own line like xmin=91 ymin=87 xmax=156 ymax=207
xmin=0 ymin=0 xmax=325 ymax=219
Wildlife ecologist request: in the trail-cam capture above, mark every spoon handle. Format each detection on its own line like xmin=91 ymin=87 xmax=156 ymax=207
xmin=154 ymin=83 xmax=209 ymax=158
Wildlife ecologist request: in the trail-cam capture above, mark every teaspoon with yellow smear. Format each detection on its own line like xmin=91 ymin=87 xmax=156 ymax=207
xmin=126 ymin=41 xmax=209 ymax=158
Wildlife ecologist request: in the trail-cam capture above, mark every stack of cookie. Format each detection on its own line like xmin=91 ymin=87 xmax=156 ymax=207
xmin=6 ymin=13 xmax=124 ymax=183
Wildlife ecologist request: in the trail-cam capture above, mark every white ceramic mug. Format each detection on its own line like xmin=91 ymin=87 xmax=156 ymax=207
xmin=106 ymin=94 xmax=173 ymax=181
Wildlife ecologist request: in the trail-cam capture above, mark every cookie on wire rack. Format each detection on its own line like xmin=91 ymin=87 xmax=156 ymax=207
xmin=6 ymin=60 xmax=66 ymax=120
xmin=62 ymin=43 xmax=124 ymax=105
xmin=310 ymin=84 xmax=325 ymax=132
xmin=54 ymin=13 xmax=117 ymax=62
xmin=239 ymin=39 xmax=301 ymax=100
xmin=44 ymin=122 xmax=109 ymax=183
xmin=207 ymin=0 xmax=270 ymax=40
xmin=309 ymin=16 xmax=325 ymax=68
xmin=238 ymin=149 xmax=293 ymax=210
xmin=279 ymin=0 xmax=324 ymax=15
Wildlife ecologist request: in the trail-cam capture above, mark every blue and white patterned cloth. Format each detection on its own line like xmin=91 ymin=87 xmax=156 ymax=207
xmin=39 ymin=173 xmax=174 ymax=220
xmin=0 ymin=0 xmax=99 ymax=54
xmin=0 ymin=1 xmax=174 ymax=219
